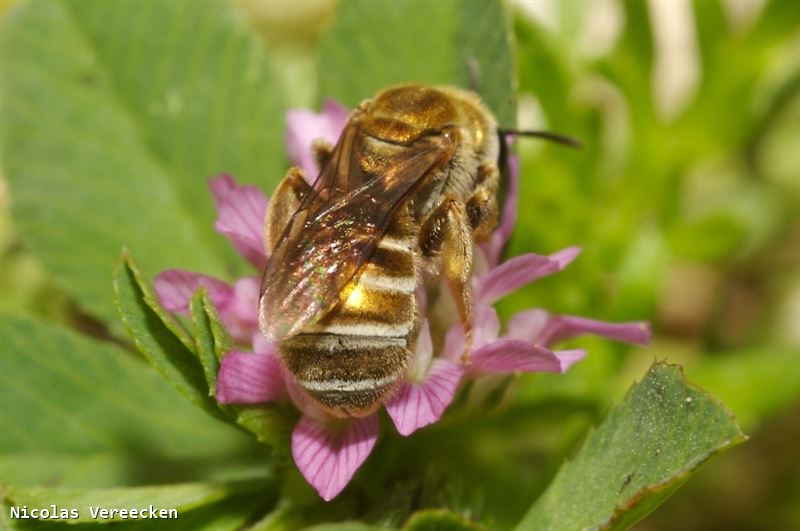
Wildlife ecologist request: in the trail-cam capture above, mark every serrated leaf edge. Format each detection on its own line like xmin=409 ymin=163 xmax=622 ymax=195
xmin=114 ymin=249 xmax=196 ymax=353
xmin=597 ymin=361 xmax=747 ymax=530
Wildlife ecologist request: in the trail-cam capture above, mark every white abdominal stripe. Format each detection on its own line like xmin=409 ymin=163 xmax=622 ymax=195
xmin=318 ymin=321 xmax=414 ymax=337
xmin=299 ymin=373 xmax=399 ymax=393
xmin=299 ymin=334 xmax=407 ymax=350
xmin=377 ymin=235 xmax=414 ymax=252
xmin=358 ymin=272 xmax=417 ymax=293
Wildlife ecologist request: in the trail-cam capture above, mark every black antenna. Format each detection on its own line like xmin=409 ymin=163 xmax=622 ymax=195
xmin=498 ymin=128 xmax=583 ymax=149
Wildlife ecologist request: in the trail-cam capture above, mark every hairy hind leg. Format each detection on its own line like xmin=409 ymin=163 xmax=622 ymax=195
xmin=466 ymin=161 xmax=500 ymax=242
xmin=420 ymin=197 xmax=474 ymax=365
xmin=264 ymin=167 xmax=312 ymax=253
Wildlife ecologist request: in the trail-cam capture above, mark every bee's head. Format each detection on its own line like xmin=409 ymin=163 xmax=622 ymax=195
xmin=360 ymin=85 xmax=498 ymax=159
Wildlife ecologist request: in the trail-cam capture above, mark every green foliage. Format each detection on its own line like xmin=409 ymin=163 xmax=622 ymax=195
xmin=113 ymin=252 xmax=219 ymax=416
xmin=304 ymin=525 xmax=389 ymax=531
xmin=113 ymin=252 xmax=294 ymax=453
xmin=404 ymin=509 xmax=484 ymax=531
xmin=190 ymin=288 xmax=229 ymax=397
xmin=517 ymin=363 xmax=745 ymax=530
xmin=318 ymin=0 xmax=516 ymax=125
xmin=0 ymin=314 xmax=256 ymax=488
xmin=506 ymin=0 xmax=800 ymax=323
xmin=1 ymin=0 xmax=284 ymax=325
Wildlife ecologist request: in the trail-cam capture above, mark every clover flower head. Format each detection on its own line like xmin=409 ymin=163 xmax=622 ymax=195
xmin=154 ymin=100 xmax=650 ymax=501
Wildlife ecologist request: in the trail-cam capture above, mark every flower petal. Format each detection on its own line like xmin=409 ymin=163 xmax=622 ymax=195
xmin=323 ymin=99 xmax=350 ymax=135
xmin=409 ymin=319 xmax=433 ymax=381
xmin=209 ymin=173 xmax=237 ymax=202
xmin=227 ymin=277 xmax=260 ymax=337
xmin=475 ymin=246 xmax=581 ymax=305
xmin=285 ymin=99 xmax=350 ymax=177
xmin=441 ymin=304 xmax=501 ymax=362
xmin=553 ymin=349 xmax=587 ymax=372
xmin=504 ymin=309 xmax=549 ymax=342
xmin=480 ymin=154 xmax=519 ymax=267
xmin=154 ymin=269 xmax=233 ymax=314
xmin=469 ymin=339 xmax=586 ymax=375
xmin=292 ymin=414 xmax=378 ymax=501
xmin=385 ymin=359 xmax=463 ymax=436
xmin=209 ymin=175 xmax=268 ymax=268
xmin=216 ymin=351 xmax=286 ymax=404
xmin=251 ymin=331 xmax=279 ymax=356
xmin=540 ymin=315 xmax=652 ymax=346
xmin=505 ymin=309 xmax=651 ymax=347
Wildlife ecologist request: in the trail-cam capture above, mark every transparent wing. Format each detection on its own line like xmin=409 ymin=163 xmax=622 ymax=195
xmin=259 ymin=128 xmax=454 ymax=341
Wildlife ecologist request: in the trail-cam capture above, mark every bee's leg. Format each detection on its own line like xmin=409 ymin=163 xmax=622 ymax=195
xmin=420 ymin=198 xmax=474 ymax=365
xmin=466 ymin=162 xmax=500 ymax=241
xmin=312 ymin=138 xmax=334 ymax=169
xmin=264 ymin=167 xmax=312 ymax=252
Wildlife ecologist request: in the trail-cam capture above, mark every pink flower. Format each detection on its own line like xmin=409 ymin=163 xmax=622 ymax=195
xmin=285 ymin=99 xmax=350 ymax=177
xmin=154 ymin=101 xmax=650 ymax=502
xmin=154 ymin=174 xmax=265 ymax=345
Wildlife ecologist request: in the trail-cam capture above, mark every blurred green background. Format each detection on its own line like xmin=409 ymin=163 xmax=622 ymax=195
xmin=1 ymin=0 xmax=798 ymax=529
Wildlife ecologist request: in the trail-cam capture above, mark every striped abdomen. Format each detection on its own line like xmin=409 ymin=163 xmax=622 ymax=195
xmin=279 ymin=234 xmax=418 ymax=417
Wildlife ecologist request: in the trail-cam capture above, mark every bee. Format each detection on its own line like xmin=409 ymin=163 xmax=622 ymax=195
xmin=259 ymin=85 xmax=575 ymax=418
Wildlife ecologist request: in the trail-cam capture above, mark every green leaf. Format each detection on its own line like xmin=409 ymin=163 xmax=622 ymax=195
xmin=404 ymin=509 xmax=483 ymax=531
xmin=232 ymin=407 xmax=294 ymax=459
xmin=304 ymin=525 xmax=390 ymax=531
xmin=600 ymin=0 xmax=656 ymax=146
xmin=1 ymin=0 xmax=284 ymax=325
xmin=514 ymin=15 xmax=573 ymax=130
xmin=149 ymin=492 xmax=271 ymax=531
xmin=691 ymin=0 xmax=727 ymax=76
xmin=611 ymin=0 xmax=654 ymax=102
xmin=206 ymin=291 xmax=234 ymax=362
xmin=185 ymin=285 xmax=293 ymax=452
xmin=242 ymin=493 xmax=367 ymax=531
xmin=113 ymin=252 xmax=220 ymax=417
xmin=516 ymin=362 xmax=746 ymax=531
xmin=318 ymin=0 xmax=516 ymax=125
xmin=2 ymin=480 xmax=267 ymax=524
xmin=748 ymin=0 xmax=800 ymax=48
xmin=0 ymin=314 xmax=254 ymax=488
xmin=189 ymin=287 xmax=231 ymax=397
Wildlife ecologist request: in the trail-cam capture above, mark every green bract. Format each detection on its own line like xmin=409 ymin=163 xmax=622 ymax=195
xmin=519 ymin=363 xmax=745 ymax=530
